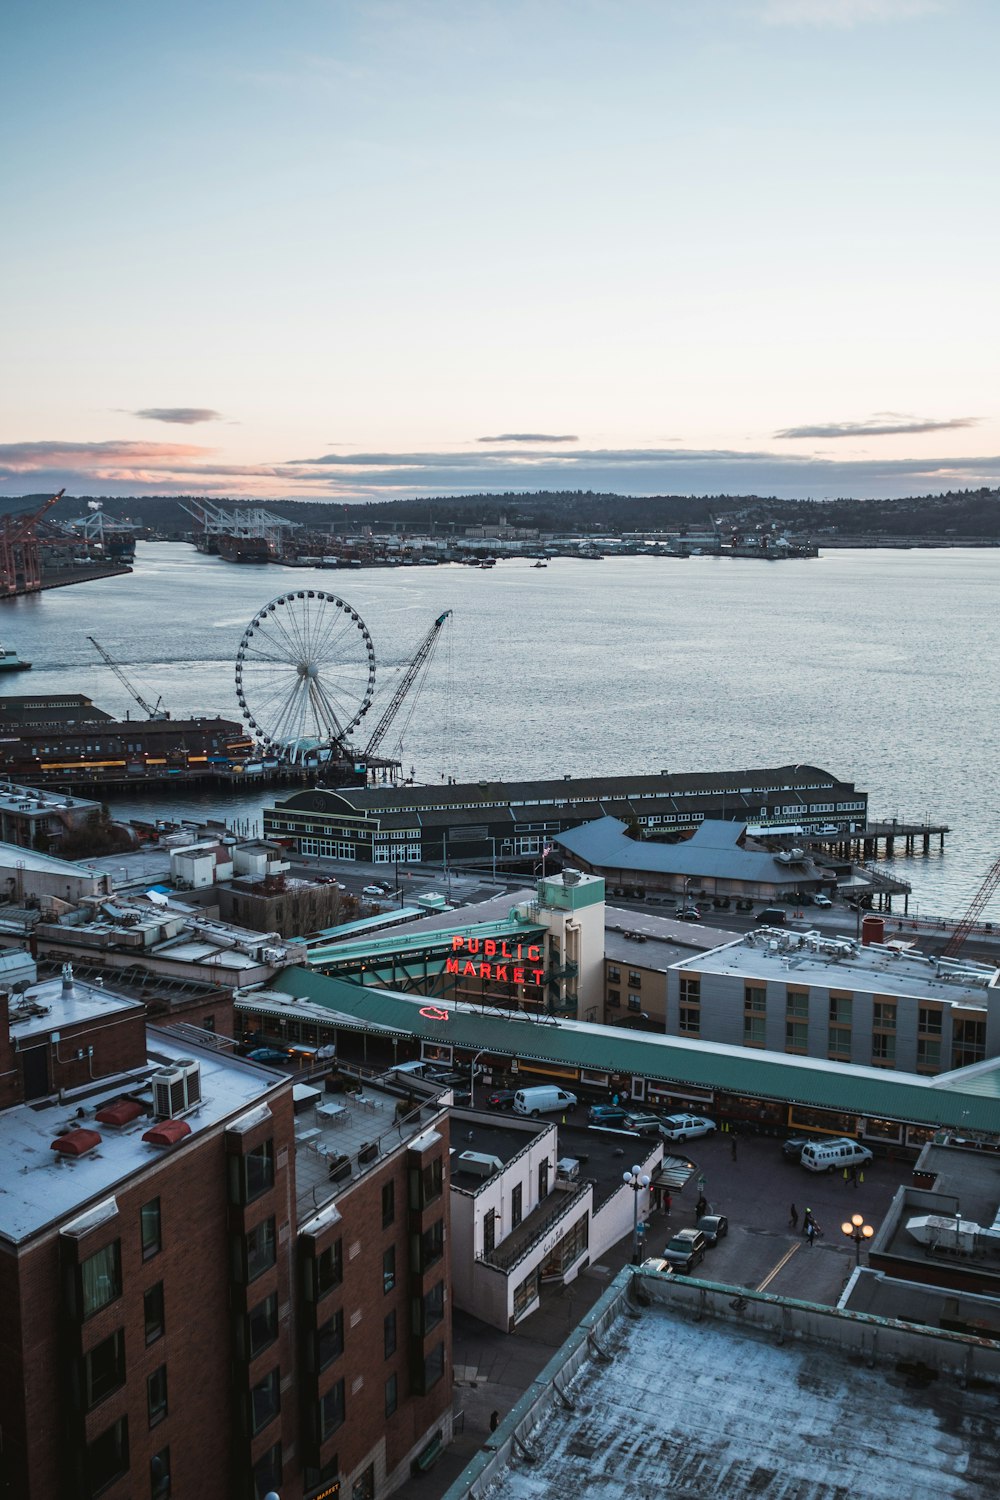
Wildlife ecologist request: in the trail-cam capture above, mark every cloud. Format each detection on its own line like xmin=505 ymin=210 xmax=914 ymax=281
xmin=758 ymin=0 xmax=944 ymax=26
xmin=4 ymin=437 xmax=1000 ymax=503
xmin=129 ymin=407 xmax=224 ymax=425
xmin=476 ymin=433 xmax=579 ymax=444
xmin=774 ymin=416 xmax=979 ymax=439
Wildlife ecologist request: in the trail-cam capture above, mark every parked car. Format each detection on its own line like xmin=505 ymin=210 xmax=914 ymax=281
xmin=756 ymin=907 xmax=787 ymax=926
xmin=658 ymin=1113 xmax=717 ymax=1143
xmin=512 ymin=1086 xmax=577 ymax=1118
xmin=781 ymin=1137 xmax=811 ymax=1162
xmin=362 ymin=884 xmax=385 ymax=896
xmin=622 ymin=1112 xmax=663 ymax=1134
xmin=696 ymin=1213 xmax=729 ymax=1247
xmin=800 ymin=1138 xmax=874 ymax=1174
xmin=812 ymin=893 xmax=833 ymax=908
xmin=675 ymin=906 xmax=701 ymax=921
xmin=486 ymin=1089 xmax=518 ymax=1110
xmin=246 ymin=1047 xmax=290 ymax=1064
xmin=639 ymin=1257 xmax=674 ymax=1276
xmin=589 ymin=1104 xmax=630 ymax=1126
xmin=660 ymin=1228 xmax=707 ymax=1274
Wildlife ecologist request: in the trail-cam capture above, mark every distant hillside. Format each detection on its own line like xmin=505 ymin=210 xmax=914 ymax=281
xmin=3 ymin=487 xmax=998 ymax=539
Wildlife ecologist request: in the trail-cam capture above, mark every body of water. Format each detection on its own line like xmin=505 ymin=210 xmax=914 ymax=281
xmin=4 ymin=542 xmax=997 ymax=920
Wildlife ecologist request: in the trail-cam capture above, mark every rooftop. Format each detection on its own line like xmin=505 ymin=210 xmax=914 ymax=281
xmin=6 ymin=970 xmax=142 ymax=1042
xmin=555 ymin=815 xmax=825 ymax=884
xmin=674 ymin=928 xmax=999 ymax=1005
xmin=459 ymin=1275 xmax=1000 ymax=1500
xmin=0 ymin=781 xmax=100 ymax=816
xmin=603 ymin=904 xmax=741 ymax=965
xmin=0 ymin=1028 xmax=284 ymax=1246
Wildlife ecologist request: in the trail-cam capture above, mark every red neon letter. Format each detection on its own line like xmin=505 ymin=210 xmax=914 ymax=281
xmin=445 ymin=957 xmax=459 ymax=975
xmin=513 ymin=967 xmax=525 ymax=985
xmin=451 ymin=935 xmax=464 ymax=951
xmin=462 ymin=960 xmax=477 ymax=977
xmin=479 ymin=962 xmax=492 ymax=980
xmin=527 ymin=945 xmax=541 ymax=962
xmin=485 ymin=940 xmax=497 ymax=957
xmin=531 ymin=968 xmax=544 ymax=985
xmin=496 ymin=965 xmax=508 ymax=982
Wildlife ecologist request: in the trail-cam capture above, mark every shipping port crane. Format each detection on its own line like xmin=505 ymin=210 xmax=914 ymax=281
xmin=363 ymin=610 xmax=453 ymax=760
xmin=0 ymin=489 xmax=65 ymax=596
xmin=88 ymin=637 xmax=170 ymax=720
xmin=942 ymin=856 xmax=1000 ymax=958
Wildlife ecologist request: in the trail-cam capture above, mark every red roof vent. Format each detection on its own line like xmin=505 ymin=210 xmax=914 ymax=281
xmin=142 ymin=1119 xmax=192 ymax=1148
xmin=95 ymin=1099 xmax=144 ymax=1128
xmin=51 ymin=1128 xmax=102 ymax=1157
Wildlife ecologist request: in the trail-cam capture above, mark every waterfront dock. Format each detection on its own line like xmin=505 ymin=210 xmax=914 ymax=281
xmin=812 ymin=819 xmax=949 ymax=862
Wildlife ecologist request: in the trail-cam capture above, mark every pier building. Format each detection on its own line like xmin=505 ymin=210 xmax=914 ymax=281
xmin=264 ymin=763 xmax=871 ymax=867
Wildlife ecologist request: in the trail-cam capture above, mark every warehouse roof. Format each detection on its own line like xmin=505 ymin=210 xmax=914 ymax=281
xmin=554 ymin=816 xmax=821 ymax=883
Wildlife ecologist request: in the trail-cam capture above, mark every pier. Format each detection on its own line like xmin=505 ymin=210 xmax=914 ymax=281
xmin=811 ymin=819 xmax=949 ymax=862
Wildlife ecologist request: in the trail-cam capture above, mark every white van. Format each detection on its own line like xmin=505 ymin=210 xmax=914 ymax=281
xmin=512 ymin=1085 xmax=577 ymax=1118
xmin=800 ymin=1137 xmax=873 ymax=1174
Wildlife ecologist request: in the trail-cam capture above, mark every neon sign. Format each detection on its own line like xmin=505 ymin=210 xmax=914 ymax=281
xmin=419 ymin=1005 xmax=450 ymax=1021
xmin=445 ymin=934 xmax=544 ymax=987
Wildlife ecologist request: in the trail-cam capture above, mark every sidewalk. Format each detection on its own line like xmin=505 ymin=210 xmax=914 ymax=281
xmin=396 ymin=1233 xmax=638 ymax=1499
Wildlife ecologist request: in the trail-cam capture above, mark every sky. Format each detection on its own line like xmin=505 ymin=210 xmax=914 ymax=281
xmin=2 ymin=0 xmax=998 ymax=503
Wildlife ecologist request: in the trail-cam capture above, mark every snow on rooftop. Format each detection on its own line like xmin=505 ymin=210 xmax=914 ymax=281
xmin=0 ymin=1032 xmax=282 ymax=1246
xmin=482 ymin=1298 xmax=1000 ymax=1500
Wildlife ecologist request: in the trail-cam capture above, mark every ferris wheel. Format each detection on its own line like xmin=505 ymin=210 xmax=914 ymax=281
xmin=234 ymin=590 xmax=376 ymax=763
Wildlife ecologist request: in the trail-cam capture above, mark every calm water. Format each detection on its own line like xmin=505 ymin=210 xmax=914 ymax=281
xmin=4 ymin=542 xmax=997 ymax=920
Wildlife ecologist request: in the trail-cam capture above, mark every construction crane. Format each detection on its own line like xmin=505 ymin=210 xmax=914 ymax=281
xmin=87 ymin=637 xmax=170 ymax=720
xmin=0 ymin=489 xmax=65 ymax=595
xmin=941 ymin=856 xmax=1000 ymax=958
xmin=364 ymin=610 xmax=452 ymax=760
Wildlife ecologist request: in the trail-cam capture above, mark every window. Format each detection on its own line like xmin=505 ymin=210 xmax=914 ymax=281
xmin=413 ymin=1279 xmax=445 ymax=1337
xmin=829 ymin=995 xmax=852 ymax=1025
xmin=606 ymin=989 xmax=621 ymax=1008
xmin=743 ymin=1013 xmax=766 ymax=1047
xmin=628 ymin=971 xmax=642 ymax=988
xmin=86 ymin=1416 xmax=129 ymax=1495
xmin=871 ymin=1033 xmax=896 ymax=1064
xmin=953 ymin=1017 xmax=987 ymax=1069
xmin=744 ymin=985 xmax=766 ymax=1013
xmin=917 ymin=1037 xmax=942 ymax=1071
xmin=416 ymin=1341 xmax=445 ymax=1395
xmin=919 ymin=1006 xmax=943 ymax=1035
xmin=413 ymin=1219 xmax=445 ymax=1273
xmin=353 ymin=1463 xmax=375 ymax=1500
xmin=627 ymin=994 xmax=642 ymax=1012
xmin=82 ymin=1329 xmax=126 ymax=1410
xmin=144 ymin=1283 xmax=165 ymax=1345
xmin=385 ymin=1373 xmax=398 ymax=1417
xmin=873 ymin=1001 xmax=896 ymax=1029
xmin=230 ymin=1141 xmax=275 ymax=1205
xmin=679 ymin=975 xmax=700 ymax=1004
xmin=304 ymin=1239 xmax=343 ymax=1302
xmin=409 ymin=1155 xmax=444 ymax=1211
xmin=319 ymin=1379 xmax=345 ymax=1440
xmin=140 ymin=1199 xmax=161 ymax=1260
xmin=511 ymin=1183 xmax=522 ymax=1229
xmin=241 ymin=1218 xmax=276 ymax=1283
xmin=786 ymin=990 xmax=809 ymax=1018
xmin=247 ymin=1293 xmax=279 ymax=1360
xmin=381 ymin=1180 xmax=395 ymax=1228
xmin=81 ymin=1241 xmax=122 ymax=1320
xmin=383 ymin=1246 xmax=396 ymax=1294
xmin=785 ymin=1020 xmax=808 ymax=1054
xmin=147 ymin=1365 xmax=168 ymax=1428
xmin=150 ymin=1446 xmax=170 ymax=1499
xmin=252 ymin=1443 xmax=282 ymax=1500
xmin=250 ymin=1367 xmax=280 ymax=1435
xmin=317 ymin=1309 xmax=344 ymax=1371
xmin=607 ymin=966 xmax=620 ymax=984
xmin=678 ymin=1004 xmax=700 ymax=1035
xmin=384 ymin=1309 xmax=397 ymax=1358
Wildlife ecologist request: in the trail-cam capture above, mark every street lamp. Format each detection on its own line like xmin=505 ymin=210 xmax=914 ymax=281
xmin=840 ymin=1211 xmax=874 ymax=1267
xmin=623 ymin=1164 xmax=651 ymax=1264
xmin=470 ymin=1048 xmax=488 ymax=1108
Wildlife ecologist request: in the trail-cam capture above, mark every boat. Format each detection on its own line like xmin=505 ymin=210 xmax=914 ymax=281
xmin=532 ymin=561 xmax=547 ymax=568
xmin=0 ymin=645 xmax=31 ymax=672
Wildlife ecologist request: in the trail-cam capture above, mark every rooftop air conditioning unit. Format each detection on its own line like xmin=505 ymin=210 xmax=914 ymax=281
xmin=457 ymin=1151 xmax=503 ymax=1178
xmin=152 ymin=1068 xmax=187 ymax=1120
xmin=177 ymin=1058 xmax=201 ymax=1108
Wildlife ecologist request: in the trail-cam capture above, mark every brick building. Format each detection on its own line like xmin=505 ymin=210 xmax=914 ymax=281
xmin=0 ymin=970 xmax=453 ymax=1500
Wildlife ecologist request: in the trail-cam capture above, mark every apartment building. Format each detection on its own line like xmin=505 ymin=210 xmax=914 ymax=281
xmin=0 ymin=970 xmax=453 ymax=1500
xmin=667 ymin=928 xmax=1000 ymax=1075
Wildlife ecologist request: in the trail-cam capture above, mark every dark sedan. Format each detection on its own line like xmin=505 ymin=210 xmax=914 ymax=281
xmin=246 ymin=1047 xmax=290 ymax=1064
xmin=486 ymin=1089 xmax=517 ymax=1110
xmin=781 ymin=1137 xmax=811 ymax=1162
xmin=696 ymin=1213 xmax=729 ymax=1247
xmin=588 ymin=1105 xmax=630 ymax=1127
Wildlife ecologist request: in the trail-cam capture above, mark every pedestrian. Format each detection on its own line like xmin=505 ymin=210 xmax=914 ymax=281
xmin=731 ymin=1134 xmax=738 ymax=1161
xmin=490 ymin=1410 xmax=500 ymax=1433
xmin=789 ymin=1203 xmax=798 ymax=1230
xmin=806 ymin=1220 xmax=816 ymax=1247
xmin=664 ymin=1191 xmax=672 ymax=1216
xmin=612 ymin=1092 xmax=619 ymax=1108
xmin=802 ymin=1207 xmax=813 ymax=1236
xmin=696 ymin=1193 xmax=707 ymax=1219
